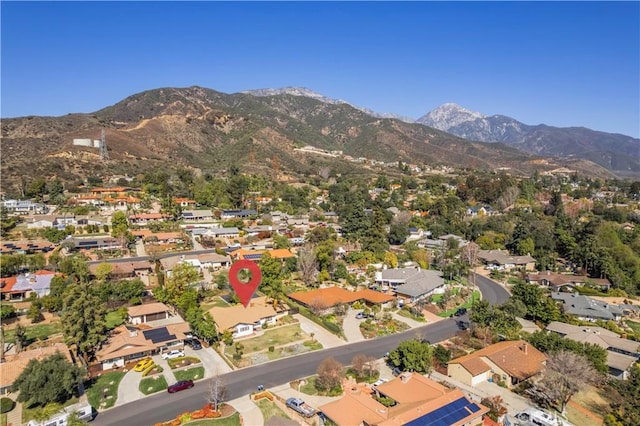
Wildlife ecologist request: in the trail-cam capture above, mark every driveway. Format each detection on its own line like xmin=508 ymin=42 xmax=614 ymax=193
xmin=343 ymin=308 xmax=366 ymax=342
xmin=294 ymin=313 xmax=345 ymax=349
xmin=115 ymin=369 xmax=145 ymax=407
xmin=183 ymin=345 xmax=232 ymax=378
xmin=153 ymin=354 xmax=178 ymax=385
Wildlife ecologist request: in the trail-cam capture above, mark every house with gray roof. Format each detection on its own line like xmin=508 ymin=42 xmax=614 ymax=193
xmin=478 ymin=249 xmax=536 ymax=271
xmin=551 ymin=292 xmax=624 ymax=322
xmin=203 ymin=227 xmax=240 ymax=238
xmin=546 ymin=321 xmax=639 ymax=379
xmin=375 ymin=267 xmax=445 ymax=303
xmin=182 ymin=209 xmax=215 ymax=221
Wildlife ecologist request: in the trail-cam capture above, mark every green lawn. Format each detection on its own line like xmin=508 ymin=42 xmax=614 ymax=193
xmin=2 ymin=322 xmax=62 ymax=344
xmin=626 ymin=320 xmax=640 ymax=334
xmin=437 ymin=291 xmax=481 ymax=318
xmin=201 ymin=297 xmax=230 ymax=311
xmin=140 ymin=375 xmax=168 ymax=395
xmin=174 ymin=366 xmax=205 ymax=382
xmin=86 ymin=371 xmax=126 ymax=410
xmin=22 ymin=398 xmax=79 ymax=423
xmin=224 ymin=324 xmax=306 ymax=356
xmin=255 ymin=398 xmax=291 ymax=421
xmin=397 ymin=309 xmax=426 ymax=322
xmin=105 ymin=311 xmax=125 ymax=330
xmin=185 ymin=413 xmax=241 ymax=425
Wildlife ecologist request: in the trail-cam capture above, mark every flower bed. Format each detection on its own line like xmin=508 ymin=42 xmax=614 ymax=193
xmin=167 ymin=356 xmax=201 ymax=369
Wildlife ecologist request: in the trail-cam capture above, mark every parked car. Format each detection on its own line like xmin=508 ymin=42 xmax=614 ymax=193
xmin=391 ymin=367 xmax=403 ymax=376
xmin=372 ymin=378 xmax=388 ymax=387
xmin=286 ymin=397 xmax=316 ymax=417
xmin=454 ymin=308 xmax=468 ymax=317
xmin=161 ymin=350 xmax=185 ymax=360
xmin=355 ymin=312 xmax=365 ymax=319
xmin=167 ymin=380 xmax=194 ymax=393
xmin=133 ymin=358 xmax=154 ymax=372
xmin=185 ymin=338 xmax=202 ymax=350
xmin=457 ymin=320 xmax=470 ymax=331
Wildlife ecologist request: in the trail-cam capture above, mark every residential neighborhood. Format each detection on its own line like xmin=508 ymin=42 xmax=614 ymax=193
xmin=1 ymin=167 xmax=639 ymax=426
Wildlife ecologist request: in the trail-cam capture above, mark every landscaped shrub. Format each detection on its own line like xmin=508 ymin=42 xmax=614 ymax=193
xmin=268 ymin=345 xmax=275 ymax=352
xmin=0 ymin=397 xmax=15 ymax=414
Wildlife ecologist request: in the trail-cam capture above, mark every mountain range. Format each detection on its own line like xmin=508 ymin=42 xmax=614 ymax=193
xmin=245 ymin=88 xmax=639 ymax=175
xmin=0 ymin=86 xmax=635 ymax=194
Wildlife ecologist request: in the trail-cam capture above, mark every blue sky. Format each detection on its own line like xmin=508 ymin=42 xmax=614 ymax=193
xmin=2 ymin=1 xmax=639 ymax=137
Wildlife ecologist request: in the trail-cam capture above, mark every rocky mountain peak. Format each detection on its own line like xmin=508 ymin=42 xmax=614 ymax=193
xmin=417 ymin=103 xmax=486 ymax=131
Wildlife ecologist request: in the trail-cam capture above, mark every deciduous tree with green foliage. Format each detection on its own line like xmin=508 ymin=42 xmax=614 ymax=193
xmin=388 ymin=339 xmax=434 ymax=374
xmin=13 ymin=352 xmax=85 ymax=407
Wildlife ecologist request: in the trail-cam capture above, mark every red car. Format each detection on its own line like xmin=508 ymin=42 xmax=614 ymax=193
xmin=167 ymin=380 xmax=194 ymax=393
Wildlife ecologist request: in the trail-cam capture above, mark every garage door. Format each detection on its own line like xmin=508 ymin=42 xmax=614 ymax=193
xmin=146 ymin=312 xmax=166 ymax=322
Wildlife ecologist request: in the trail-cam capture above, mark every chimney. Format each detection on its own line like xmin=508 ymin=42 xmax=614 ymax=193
xmin=522 ymin=343 xmax=528 ymax=354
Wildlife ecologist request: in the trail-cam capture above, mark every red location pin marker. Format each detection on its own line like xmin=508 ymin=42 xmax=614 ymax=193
xmin=228 ymin=260 xmax=262 ymax=308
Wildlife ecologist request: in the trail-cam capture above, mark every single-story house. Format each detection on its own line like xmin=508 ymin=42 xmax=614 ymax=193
xmin=527 ymin=272 xmax=612 ymax=292
xmin=174 ymin=198 xmax=197 ymax=208
xmin=202 ymin=227 xmax=240 ymax=239
xmin=128 ymin=302 xmax=173 ymax=324
xmin=69 ymin=236 xmax=121 ymax=251
xmin=319 ymin=373 xmax=488 ymax=426
xmin=220 ymin=209 xmax=257 ymax=219
xmin=160 ymin=253 xmax=231 ymax=275
xmin=230 ymin=248 xmax=295 ymax=262
xmin=128 ymin=213 xmax=171 ymax=226
xmin=551 ymin=292 xmax=624 ymax=322
xmin=89 ymin=261 xmax=153 ymax=279
xmin=0 ymin=240 xmax=54 ymax=255
xmin=0 ymin=343 xmax=72 ymax=394
xmin=478 ymin=249 xmax=536 ymax=271
xmin=288 ymin=287 xmax=395 ymax=313
xmin=374 ymin=268 xmax=446 ymax=304
xmin=546 ymin=321 xmax=640 ymax=380
xmin=447 ymin=340 xmax=546 ymax=388
xmin=143 ymin=232 xmax=185 ymax=245
xmin=95 ymin=322 xmax=191 ymax=370
xmin=0 ymin=270 xmax=56 ymax=301
xmin=182 ymin=209 xmax=214 ymax=221
xmin=208 ymin=296 xmax=289 ymax=339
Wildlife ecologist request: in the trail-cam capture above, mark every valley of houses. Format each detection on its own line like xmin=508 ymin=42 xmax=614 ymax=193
xmin=1 ymin=177 xmax=639 ymax=426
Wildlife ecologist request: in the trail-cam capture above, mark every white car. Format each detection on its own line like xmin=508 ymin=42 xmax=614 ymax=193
xmin=372 ymin=378 xmax=388 ymax=387
xmin=161 ymin=350 xmax=184 ymax=360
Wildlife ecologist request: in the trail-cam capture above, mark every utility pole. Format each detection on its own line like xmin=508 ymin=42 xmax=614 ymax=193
xmin=100 ymin=129 xmax=110 ymax=161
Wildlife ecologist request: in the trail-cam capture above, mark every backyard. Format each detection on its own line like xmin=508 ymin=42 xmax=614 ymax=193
xmin=1 ymin=321 xmax=62 ymax=344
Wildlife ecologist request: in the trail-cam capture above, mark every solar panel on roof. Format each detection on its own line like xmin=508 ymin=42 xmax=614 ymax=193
xmin=183 ymin=212 xmax=193 ymax=217
xmin=244 ymin=253 xmax=262 ymax=260
xmin=142 ymin=327 xmax=177 ymax=343
xmin=405 ymin=397 xmax=478 ymax=426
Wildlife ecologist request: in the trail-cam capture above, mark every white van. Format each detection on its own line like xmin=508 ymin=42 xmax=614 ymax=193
xmin=26 ymin=402 xmax=93 ymax=426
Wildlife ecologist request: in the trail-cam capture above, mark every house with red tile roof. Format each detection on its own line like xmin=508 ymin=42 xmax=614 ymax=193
xmin=0 ymin=343 xmax=73 ymax=395
xmin=447 ymin=340 xmax=546 ymax=388
xmin=288 ymin=286 xmax=395 ymax=312
xmin=319 ymin=372 xmax=488 ymax=426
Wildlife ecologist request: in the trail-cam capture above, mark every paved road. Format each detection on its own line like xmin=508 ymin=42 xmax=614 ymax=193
xmin=473 ymin=272 xmax=510 ymax=305
xmin=93 ymin=276 xmax=509 ymax=425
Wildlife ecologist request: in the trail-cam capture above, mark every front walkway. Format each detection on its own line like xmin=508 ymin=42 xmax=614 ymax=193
xmin=154 ymin=354 xmax=177 ymax=384
xmin=5 ymin=392 xmax=22 ymax=426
